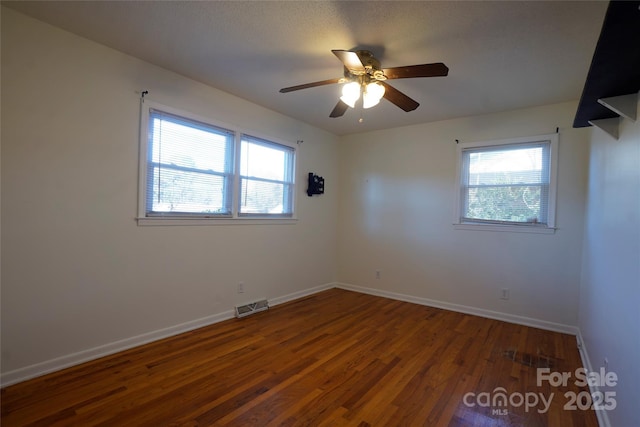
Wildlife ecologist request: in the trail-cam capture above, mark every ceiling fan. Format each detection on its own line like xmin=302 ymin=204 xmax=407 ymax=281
xmin=279 ymin=49 xmax=449 ymax=118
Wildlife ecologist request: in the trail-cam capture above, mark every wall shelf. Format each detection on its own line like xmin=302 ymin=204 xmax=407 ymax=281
xmin=573 ymin=1 xmax=640 ymax=140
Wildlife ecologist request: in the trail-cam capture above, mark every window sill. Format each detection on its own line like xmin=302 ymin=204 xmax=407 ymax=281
xmin=453 ymin=223 xmax=556 ymax=234
xmin=137 ymin=217 xmax=298 ymax=226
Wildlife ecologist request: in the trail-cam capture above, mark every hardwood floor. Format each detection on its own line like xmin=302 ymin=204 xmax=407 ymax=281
xmin=1 ymin=289 xmax=598 ymax=426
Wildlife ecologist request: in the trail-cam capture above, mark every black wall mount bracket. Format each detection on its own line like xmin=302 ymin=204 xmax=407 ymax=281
xmin=307 ymin=173 xmax=325 ymax=196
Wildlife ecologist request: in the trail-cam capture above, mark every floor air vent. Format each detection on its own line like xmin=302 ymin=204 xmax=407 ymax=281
xmin=235 ymin=299 xmax=269 ymax=318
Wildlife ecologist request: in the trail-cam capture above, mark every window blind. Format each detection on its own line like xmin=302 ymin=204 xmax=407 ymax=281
xmin=460 ymin=142 xmax=551 ymax=225
xmin=146 ymin=109 xmax=234 ymax=216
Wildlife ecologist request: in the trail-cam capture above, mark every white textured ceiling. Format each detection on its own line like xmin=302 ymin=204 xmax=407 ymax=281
xmin=4 ymin=1 xmax=608 ymax=136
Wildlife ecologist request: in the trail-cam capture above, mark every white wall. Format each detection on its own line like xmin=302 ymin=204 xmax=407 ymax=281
xmin=579 ymin=96 xmax=640 ymax=427
xmin=337 ymin=102 xmax=590 ymax=328
xmin=1 ymin=8 xmax=339 ymax=379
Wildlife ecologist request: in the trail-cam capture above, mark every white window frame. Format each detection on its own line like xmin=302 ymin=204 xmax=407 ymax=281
xmin=137 ymin=99 xmax=297 ymax=226
xmin=453 ymin=133 xmax=558 ymax=234
xmin=238 ymin=135 xmax=296 ymax=218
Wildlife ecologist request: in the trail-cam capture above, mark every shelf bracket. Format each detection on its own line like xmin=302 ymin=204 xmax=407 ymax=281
xmin=588 ymin=91 xmax=639 ymax=140
xmin=597 ymin=93 xmax=638 ymax=122
xmin=588 ymin=117 xmax=620 ymax=140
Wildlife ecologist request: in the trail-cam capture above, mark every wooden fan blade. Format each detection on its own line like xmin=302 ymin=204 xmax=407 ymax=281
xmin=280 ymin=78 xmax=342 ymax=93
xmin=383 ymin=63 xmax=449 ymax=79
xmin=329 ymin=100 xmax=349 ymax=118
xmin=332 ymin=50 xmax=365 ymax=73
xmin=381 ymin=82 xmax=419 ymax=112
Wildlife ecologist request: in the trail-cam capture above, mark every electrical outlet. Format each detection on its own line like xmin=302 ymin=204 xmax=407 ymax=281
xmin=500 ymin=288 xmax=510 ymax=300
xmin=237 ymin=282 xmax=244 ymax=293
xmin=375 ymin=270 xmax=381 ymax=279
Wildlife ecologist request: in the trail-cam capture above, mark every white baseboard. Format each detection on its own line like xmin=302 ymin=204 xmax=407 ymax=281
xmin=0 ymin=310 xmax=235 ymax=387
xmin=576 ymin=331 xmax=611 ymax=427
xmin=1 ymin=282 xmax=336 ymax=387
xmin=338 ymin=284 xmax=608 ymax=427
xmin=269 ymin=282 xmax=335 ymax=307
xmin=0 ymin=282 xmax=578 ymax=388
xmin=335 ymin=282 xmax=578 ymax=335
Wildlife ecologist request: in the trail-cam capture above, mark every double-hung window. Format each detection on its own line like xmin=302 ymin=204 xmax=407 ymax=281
xmin=145 ymin=109 xmax=235 ymax=217
xmin=138 ymin=100 xmax=296 ymax=224
xmin=454 ymin=133 xmax=558 ymax=233
xmin=239 ymin=135 xmax=295 ymax=217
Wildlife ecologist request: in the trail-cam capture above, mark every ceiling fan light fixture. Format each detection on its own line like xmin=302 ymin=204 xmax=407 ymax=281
xmin=340 ymin=81 xmax=361 ymax=108
xmin=373 ymin=70 xmax=387 ymax=81
xmin=363 ymin=82 xmax=385 ymax=109
xmin=279 ymin=49 xmax=448 ymax=118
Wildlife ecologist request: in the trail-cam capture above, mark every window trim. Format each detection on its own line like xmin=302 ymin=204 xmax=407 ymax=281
xmin=453 ymin=133 xmax=558 ymax=234
xmin=137 ymin=99 xmax=298 ymax=225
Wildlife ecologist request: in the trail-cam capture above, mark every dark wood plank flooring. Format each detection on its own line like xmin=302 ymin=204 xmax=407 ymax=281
xmin=1 ymin=288 xmax=599 ymax=426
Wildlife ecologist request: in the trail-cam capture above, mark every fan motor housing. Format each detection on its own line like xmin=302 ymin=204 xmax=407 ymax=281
xmin=358 ymin=50 xmax=381 ymax=70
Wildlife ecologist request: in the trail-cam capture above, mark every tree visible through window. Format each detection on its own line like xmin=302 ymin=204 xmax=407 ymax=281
xmin=139 ymin=101 xmax=296 ymax=222
xmin=456 ymin=134 xmax=557 ymax=230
